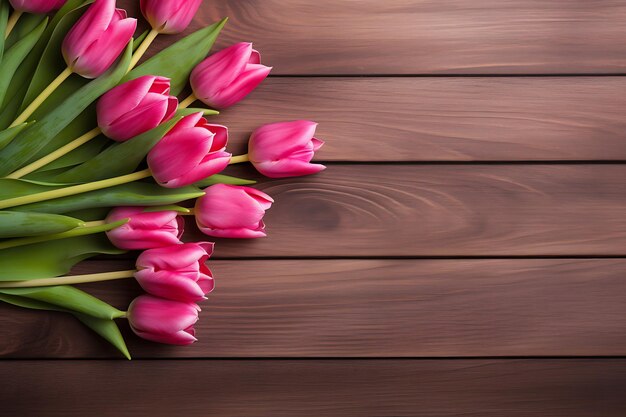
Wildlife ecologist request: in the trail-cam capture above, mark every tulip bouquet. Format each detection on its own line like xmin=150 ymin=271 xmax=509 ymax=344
xmin=0 ymin=0 xmax=325 ymax=358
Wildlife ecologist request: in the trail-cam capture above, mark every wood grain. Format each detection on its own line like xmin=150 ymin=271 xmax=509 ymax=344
xmin=122 ymin=0 xmax=626 ymax=74
xmin=3 ymin=360 xmax=626 ymax=417
xmin=216 ymin=77 xmax=626 ymax=161
xmin=188 ymin=164 xmax=626 ymax=258
xmin=3 ymin=259 xmax=626 ymax=358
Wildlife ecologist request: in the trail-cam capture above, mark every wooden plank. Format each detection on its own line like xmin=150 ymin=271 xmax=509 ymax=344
xmin=194 ymin=164 xmax=626 ymax=258
xmin=3 ymin=259 xmax=626 ymax=358
xmin=123 ymin=0 xmax=626 ymax=74
xmin=2 ymin=359 xmax=625 ymax=416
xmin=217 ymin=77 xmax=626 ymax=161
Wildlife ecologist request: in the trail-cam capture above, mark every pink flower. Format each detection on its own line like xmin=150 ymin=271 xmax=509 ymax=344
xmin=248 ymin=120 xmax=326 ymax=178
xmin=9 ymin=0 xmax=66 ymax=13
xmin=134 ymin=243 xmax=215 ymax=302
xmin=147 ymin=112 xmax=231 ymax=188
xmin=195 ymin=184 xmax=273 ymax=238
xmin=127 ymin=295 xmax=200 ymax=345
xmin=190 ymin=42 xmax=271 ymax=109
xmin=97 ymin=75 xmax=178 ymax=141
xmin=140 ymin=0 xmax=202 ymax=34
xmin=105 ymin=206 xmax=184 ymax=250
xmin=62 ymin=0 xmax=136 ymax=78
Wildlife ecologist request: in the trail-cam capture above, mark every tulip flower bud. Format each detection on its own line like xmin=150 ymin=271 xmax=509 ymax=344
xmin=105 ymin=206 xmax=184 ymax=250
xmin=134 ymin=242 xmax=215 ymax=302
xmin=62 ymin=0 xmax=137 ymax=78
xmin=9 ymin=0 xmax=66 ymax=13
xmin=190 ymin=42 xmax=271 ymax=109
xmin=147 ymin=112 xmax=231 ymax=188
xmin=248 ymin=120 xmax=326 ymax=178
xmin=140 ymin=0 xmax=203 ymax=34
xmin=97 ymin=75 xmax=178 ymax=141
xmin=195 ymin=184 xmax=273 ymax=238
xmin=127 ymin=295 xmax=200 ymax=345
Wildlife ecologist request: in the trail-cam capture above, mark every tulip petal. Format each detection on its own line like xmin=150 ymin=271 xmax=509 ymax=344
xmin=128 ymin=295 xmax=199 ymax=336
xmin=210 ymin=64 xmax=271 ymax=108
xmin=72 ymin=17 xmax=137 ymax=78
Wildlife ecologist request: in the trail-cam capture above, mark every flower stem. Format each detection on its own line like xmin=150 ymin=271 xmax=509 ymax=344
xmin=179 ymin=93 xmax=196 ymax=109
xmin=0 ymin=218 xmax=128 ymax=250
xmin=4 ymin=9 xmax=22 ymax=39
xmin=128 ymin=28 xmax=159 ymax=71
xmin=0 ymin=269 xmax=137 ymax=288
xmin=229 ymin=154 xmax=249 ymax=164
xmin=0 ymin=169 xmax=152 ymax=210
xmin=10 ymin=67 xmax=73 ymax=127
xmin=5 ymin=127 xmax=102 ymax=179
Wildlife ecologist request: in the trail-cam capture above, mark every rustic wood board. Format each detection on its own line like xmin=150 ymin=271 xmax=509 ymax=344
xmin=3 ymin=259 xmax=626 ymax=358
xmin=2 ymin=360 xmax=626 ymax=417
xmin=144 ymin=0 xmax=626 ymax=74
xmin=200 ymin=165 xmax=626 ymax=258
xmin=219 ymin=77 xmax=626 ymax=161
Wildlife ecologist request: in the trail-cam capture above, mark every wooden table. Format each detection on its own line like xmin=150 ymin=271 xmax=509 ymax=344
xmin=3 ymin=1 xmax=626 ymax=415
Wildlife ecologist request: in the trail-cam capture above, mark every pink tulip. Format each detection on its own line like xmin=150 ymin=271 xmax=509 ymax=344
xmin=9 ymin=0 xmax=66 ymax=13
xmin=127 ymin=295 xmax=200 ymax=345
xmin=140 ymin=0 xmax=202 ymax=34
xmin=62 ymin=0 xmax=136 ymax=78
xmin=248 ymin=120 xmax=326 ymax=178
xmin=97 ymin=76 xmax=178 ymax=141
xmin=147 ymin=112 xmax=231 ymax=188
xmin=190 ymin=42 xmax=271 ymax=109
xmin=134 ymin=243 xmax=215 ymax=302
xmin=195 ymin=184 xmax=273 ymax=238
xmin=105 ymin=206 xmax=184 ymax=250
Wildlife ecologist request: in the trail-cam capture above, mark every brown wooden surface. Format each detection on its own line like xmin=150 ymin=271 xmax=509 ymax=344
xmin=3 ymin=360 xmax=626 ymax=417
xmin=4 ymin=0 xmax=626 ymax=415
xmin=192 ymin=1 xmax=626 ymax=75
xmin=219 ymin=77 xmax=626 ymax=161
xmin=3 ymin=259 xmax=626 ymax=358
xmin=203 ymin=165 xmax=626 ymax=258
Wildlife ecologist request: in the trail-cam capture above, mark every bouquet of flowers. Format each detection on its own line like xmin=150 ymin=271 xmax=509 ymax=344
xmin=0 ymin=0 xmax=325 ymax=358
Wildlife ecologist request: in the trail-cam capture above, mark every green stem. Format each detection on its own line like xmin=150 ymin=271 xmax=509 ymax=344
xmin=0 ymin=168 xmax=152 ymax=210
xmin=229 ymin=154 xmax=249 ymax=164
xmin=6 ymin=127 xmax=102 ymax=179
xmin=128 ymin=28 xmax=159 ymax=71
xmin=0 ymin=218 xmax=128 ymax=250
xmin=0 ymin=269 xmax=137 ymax=288
xmin=179 ymin=93 xmax=196 ymax=109
xmin=4 ymin=9 xmax=22 ymax=39
xmin=10 ymin=67 xmax=73 ymax=127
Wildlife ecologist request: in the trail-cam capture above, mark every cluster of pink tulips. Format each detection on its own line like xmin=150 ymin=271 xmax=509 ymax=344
xmin=0 ymin=0 xmax=324 ymax=355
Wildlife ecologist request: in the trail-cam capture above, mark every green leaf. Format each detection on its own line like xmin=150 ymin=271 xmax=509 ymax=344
xmin=0 ymin=41 xmax=132 ymax=176
xmin=0 ymin=2 xmax=8 ymax=62
xmin=0 ymin=211 xmax=83 ymax=238
xmin=0 ymin=234 xmax=123 ymax=280
xmin=53 ymin=109 xmax=197 ymax=183
xmin=195 ymin=174 xmax=257 ymax=187
xmin=1 ymin=0 xmax=88 ymax=116
xmin=3 ymin=12 xmax=45 ymax=50
xmin=0 ymin=285 xmax=125 ymax=319
xmin=16 ymin=182 xmax=205 ymax=214
xmin=0 ymin=178 xmax=58 ymax=199
xmin=20 ymin=3 xmax=89 ymax=111
xmin=75 ymin=313 xmax=131 ymax=359
xmin=0 ymin=122 xmax=31 ymax=152
xmin=143 ymin=205 xmax=190 ymax=213
xmin=0 ymin=291 xmax=131 ymax=359
xmin=123 ymin=18 xmax=227 ymax=95
xmin=34 ymin=135 xmax=109 ymax=173
xmin=0 ymin=18 xmax=48 ymax=108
